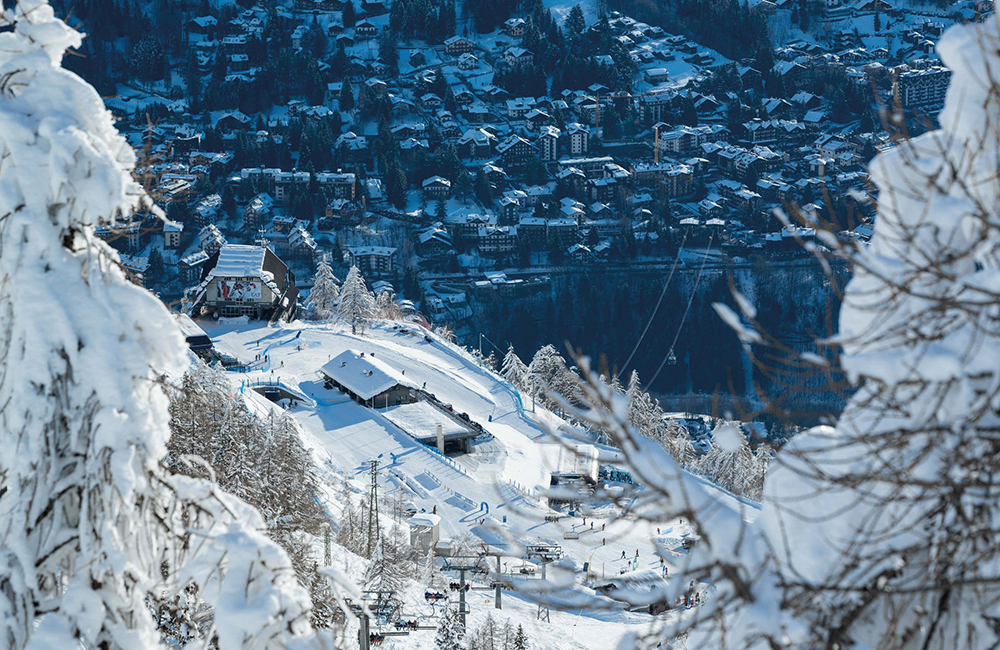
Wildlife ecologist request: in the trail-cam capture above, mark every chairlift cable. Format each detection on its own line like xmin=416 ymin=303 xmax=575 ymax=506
xmin=646 ymin=232 xmax=715 ymax=389
xmin=617 ymin=228 xmax=690 ymax=379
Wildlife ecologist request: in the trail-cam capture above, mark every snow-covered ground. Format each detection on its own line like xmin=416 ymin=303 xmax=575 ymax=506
xmin=205 ymin=318 xmax=750 ymax=647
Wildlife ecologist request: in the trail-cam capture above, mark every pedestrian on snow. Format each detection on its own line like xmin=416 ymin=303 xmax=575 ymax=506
xmin=590 ymin=522 xmax=593 ymax=530
xmin=602 ymin=538 xmax=605 ymax=546
xmin=636 ymin=549 xmax=639 ymax=557
xmin=657 ymin=527 xmax=660 ymax=535
xmin=602 ymin=523 xmax=605 ymax=531
xmin=621 ymin=551 xmax=626 ymax=559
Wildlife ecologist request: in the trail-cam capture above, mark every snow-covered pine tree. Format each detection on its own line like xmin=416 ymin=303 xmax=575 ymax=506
xmin=528 ymin=344 xmax=564 ymax=406
xmin=512 ymin=623 xmax=528 ymax=650
xmin=363 ymin=538 xmax=405 ymax=614
xmin=307 ymin=258 xmax=340 ymax=320
xmin=664 ymin=419 xmax=697 ymax=467
xmin=625 ymin=369 xmax=643 ymax=425
xmin=608 ymin=371 xmax=625 ymax=394
xmin=470 ymin=613 xmax=500 ymax=650
xmin=501 ymin=345 xmax=529 ymax=390
xmin=339 ymin=264 xmax=375 ymax=334
xmin=0 ymin=3 xmax=326 ymax=647
xmin=435 ymin=602 xmax=465 ymax=650
xmin=375 ymin=288 xmax=404 ymax=320
xmin=420 ymin=546 xmax=438 ymax=586
xmin=434 ymin=323 xmax=456 ymax=341
xmin=500 ymin=618 xmax=515 ymax=650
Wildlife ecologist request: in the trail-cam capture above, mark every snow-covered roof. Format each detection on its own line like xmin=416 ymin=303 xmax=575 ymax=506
xmin=410 ymin=513 xmax=441 ymax=528
xmin=320 ymin=350 xmax=417 ymax=400
xmin=538 ymin=443 xmax=598 ymax=478
xmin=208 ymin=245 xmax=267 ymax=279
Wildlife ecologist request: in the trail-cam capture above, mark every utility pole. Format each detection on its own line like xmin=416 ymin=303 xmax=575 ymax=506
xmin=459 ymin=567 xmax=468 ymax=628
xmin=495 ymin=555 xmax=502 ymax=610
xmin=358 ymin=609 xmax=370 ymax=650
xmin=367 ymin=459 xmax=380 ymax=558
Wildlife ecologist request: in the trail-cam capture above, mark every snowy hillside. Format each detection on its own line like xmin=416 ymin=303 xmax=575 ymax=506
xmin=204 ymin=318 xmax=754 ymax=647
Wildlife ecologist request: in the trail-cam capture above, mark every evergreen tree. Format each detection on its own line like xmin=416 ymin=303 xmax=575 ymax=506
xmin=338 ymin=265 xmax=375 ymax=335
xmin=363 ymin=538 xmax=405 ymax=596
xmin=307 ymin=259 xmax=340 ymax=320
xmin=565 ymin=4 xmax=585 ymax=34
xmin=146 ymin=246 xmax=164 ymax=284
xmin=501 ymin=345 xmax=529 ymax=389
xmin=625 ymin=369 xmax=643 ymax=423
xmin=435 ymin=603 xmax=465 ymax=650
xmin=339 ymin=78 xmax=355 ymax=111
xmin=343 ymin=0 xmax=357 ymax=26
xmin=386 ymin=164 xmax=409 ymax=208
xmin=474 ymin=170 xmax=493 ymax=206
xmin=379 ymin=29 xmax=399 ymax=75
xmin=130 ymin=35 xmax=166 ymax=82
xmin=0 ymin=6 xmax=320 ymax=646
xmin=513 ymin=624 xmax=528 ymax=650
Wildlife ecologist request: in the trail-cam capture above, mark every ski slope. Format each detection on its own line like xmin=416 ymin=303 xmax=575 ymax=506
xmin=205 ymin=318 xmax=753 ymax=648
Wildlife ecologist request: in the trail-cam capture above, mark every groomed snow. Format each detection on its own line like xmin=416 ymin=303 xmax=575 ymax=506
xmin=206 ymin=318 xmax=751 ymax=647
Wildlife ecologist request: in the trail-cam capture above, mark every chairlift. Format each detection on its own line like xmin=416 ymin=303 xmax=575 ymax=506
xmin=666 ymin=347 xmax=677 ymax=366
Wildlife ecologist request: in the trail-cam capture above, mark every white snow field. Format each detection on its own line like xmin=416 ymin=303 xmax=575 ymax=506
xmin=205 ymin=319 xmax=752 ymax=648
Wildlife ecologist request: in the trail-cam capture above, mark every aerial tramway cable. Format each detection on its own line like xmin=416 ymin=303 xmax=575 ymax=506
xmin=646 ymin=232 xmax=715 ymax=389
xmin=616 ymin=229 xmax=690 ymax=379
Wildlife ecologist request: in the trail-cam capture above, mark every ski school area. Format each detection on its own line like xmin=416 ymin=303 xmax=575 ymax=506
xmin=201 ymin=318 xmax=748 ymax=648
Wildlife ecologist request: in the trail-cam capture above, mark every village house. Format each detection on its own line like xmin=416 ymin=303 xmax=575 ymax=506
xmin=193 ymin=244 xmax=298 ymax=320
xmin=348 ymin=246 xmax=397 ymax=276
